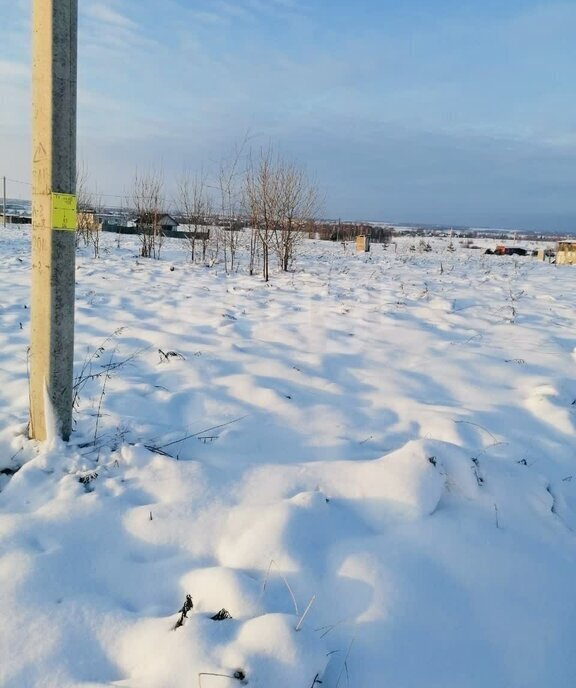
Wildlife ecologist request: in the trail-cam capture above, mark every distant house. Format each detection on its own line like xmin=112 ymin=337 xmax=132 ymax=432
xmin=158 ymin=214 xmax=179 ymax=232
xmin=78 ymin=210 xmax=101 ymax=230
xmin=1 ymin=212 xmax=32 ymax=225
xmin=78 ymin=210 xmax=128 ymax=231
xmin=136 ymin=213 xmax=179 ymax=233
xmin=556 ymin=241 xmax=576 ymax=265
xmin=100 ymin=212 xmax=127 ymax=227
xmin=178 ymin=223 xmax=211 ymax=241
xmin=1 ymin=201 xmax=31 ymax=225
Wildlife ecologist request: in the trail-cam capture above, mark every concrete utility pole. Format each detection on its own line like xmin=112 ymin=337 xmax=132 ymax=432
xmin=30 ymin=0 xmax=78 ymax=441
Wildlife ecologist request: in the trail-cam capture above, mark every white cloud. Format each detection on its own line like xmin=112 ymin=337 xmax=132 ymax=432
xmin=187 ymin=10 xmax=226 ymax=25
xmin=85 ymin=2 xmax=137 ymax=30
xmin=192 ymin=0 xmax=303 ymax=24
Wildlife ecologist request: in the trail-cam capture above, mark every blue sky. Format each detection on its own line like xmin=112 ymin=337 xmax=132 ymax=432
xmin=1 ymin=0 xmax=575 ymax=229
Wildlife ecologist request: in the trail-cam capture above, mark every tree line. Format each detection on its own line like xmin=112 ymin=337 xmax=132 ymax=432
xmin=77 ymin=146 xmax=320 ymax=282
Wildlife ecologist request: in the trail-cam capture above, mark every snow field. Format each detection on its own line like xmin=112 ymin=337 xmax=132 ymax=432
xmin=1 ymin=228 xmax=576 ymax=687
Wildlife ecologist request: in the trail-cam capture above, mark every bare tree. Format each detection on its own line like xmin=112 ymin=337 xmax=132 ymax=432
xmin=248 ymin=221 xmax=260 ymax=276
xmin=132 ymin=168 xmax=164 ymax=259
xmin=244 ymin=148 xmax=281 ymax=282
xmin=177 ymin=171 xmax=211 ymax=263
xmin=217 ymin=150 xmax=244 ymax=274
xmin=76 ymin=163 xmax=94 ymax=248
xmin=88 ymin=186 xmax=103 ymax=258
xmin=204 ymin=219 xmax=221 ymax=267
xmin=75 ymin=166 xmax=105 ymax=258
xmin=275 ymin=161 xmax=318 ymax=271
xmin=244 ymin=148 xmax=318 ymax=280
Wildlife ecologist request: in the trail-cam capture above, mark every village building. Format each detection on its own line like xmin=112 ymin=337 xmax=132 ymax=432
xmin=556 ymin=241 xmax=576 ymax=265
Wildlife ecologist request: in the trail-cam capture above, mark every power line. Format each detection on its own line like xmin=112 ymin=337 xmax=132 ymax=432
xmin=5 ymin=177 xmax=31 ymax=186
xmin=1 ymin=176 xmax=130 ymax=202
xmin=2 ymin=175 xmax=218 ymax=205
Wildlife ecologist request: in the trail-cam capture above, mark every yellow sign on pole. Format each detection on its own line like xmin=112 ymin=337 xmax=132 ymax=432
xmin=51 ymin=193 xmax=77 ymax=230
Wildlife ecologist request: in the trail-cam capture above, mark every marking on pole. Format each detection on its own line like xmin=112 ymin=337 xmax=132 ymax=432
xmin=33 ymin=142 xmax=48 ymax=163
xmin=33 ymin=165 xmax=50 ymax=194
xmin=51 ymin=193 xmax=77 ymax=230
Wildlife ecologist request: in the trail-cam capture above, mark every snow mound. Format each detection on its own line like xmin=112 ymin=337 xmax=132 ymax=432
xmin=236 ymin=439 xmax=445 ymax=530
xmin=115 ymin=612 xmax=326 ymax=688
xmin=180 ymin=566 xmax=263 ymax=619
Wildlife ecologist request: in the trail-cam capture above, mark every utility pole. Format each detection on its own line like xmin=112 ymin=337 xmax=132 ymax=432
xmin=30 ymin=0 xmax=78 ymax=441
xmin=2 ymin=176 xmax=6 ymax=227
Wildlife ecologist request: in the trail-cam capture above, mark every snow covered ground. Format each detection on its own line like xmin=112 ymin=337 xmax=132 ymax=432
xmin=1 ymin=227 xmax=576 ymax=687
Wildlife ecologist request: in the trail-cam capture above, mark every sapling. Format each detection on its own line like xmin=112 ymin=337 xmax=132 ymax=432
xmin=218 ymin=139 xmax=247 ymax=274
xmin=132 ymin=167 xmax=165 ymax=260
xmin=177 ymin=170 xmax=211 ymax=264
xmin=93 ymin=350 xmax=114 ymax=446
xmin=72 ymin=327 xmax=127 ymax=409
